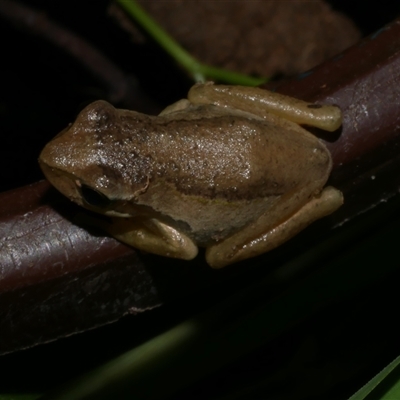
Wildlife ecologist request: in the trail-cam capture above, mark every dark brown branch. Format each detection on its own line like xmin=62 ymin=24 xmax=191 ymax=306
xmin=1 ymin=17 xmax=400 ymax=354
xmin=268 ymin=18 xmax=400 ymax=224
xmin=0 ymin=181 xmax=161 ymax=354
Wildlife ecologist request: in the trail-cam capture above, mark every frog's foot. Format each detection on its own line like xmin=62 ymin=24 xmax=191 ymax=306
xmin=206 ymin=186 xmax=343 ymax=268
xmin=108 ymin=217 xmax=198 ymax=260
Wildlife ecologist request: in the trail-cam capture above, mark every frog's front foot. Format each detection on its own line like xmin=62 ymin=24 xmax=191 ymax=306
xmin=108 ymin=217 xmax=199 ymax=260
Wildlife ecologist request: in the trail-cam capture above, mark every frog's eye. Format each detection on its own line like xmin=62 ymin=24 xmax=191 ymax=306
xmin=80 ymin=184 xmax=111 ymax=208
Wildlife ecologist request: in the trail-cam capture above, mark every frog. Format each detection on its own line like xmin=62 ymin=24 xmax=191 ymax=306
xmin=39 ymin=82 xmax=343 ymax=268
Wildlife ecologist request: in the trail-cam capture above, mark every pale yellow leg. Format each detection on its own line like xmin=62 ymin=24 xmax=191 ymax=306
xmin=188 ymin=83 xmax=342 ymax=132
xmin=158 ymin=99 xmax=191 ymax=116
xmin=107 ymin=217 xmax=198 ymax=260
xmin=206 ymin=186 xmax=343 ymax=268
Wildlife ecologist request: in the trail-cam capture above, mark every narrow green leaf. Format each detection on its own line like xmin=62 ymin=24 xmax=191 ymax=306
xmin=115 ymin=0 xmax=267 ymax=85
xmin=348 ymin=355 xmax=400 ymax=400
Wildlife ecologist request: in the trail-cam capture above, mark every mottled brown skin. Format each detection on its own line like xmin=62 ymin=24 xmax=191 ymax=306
xmin=39 ymin=84 xmax=343 ymax=267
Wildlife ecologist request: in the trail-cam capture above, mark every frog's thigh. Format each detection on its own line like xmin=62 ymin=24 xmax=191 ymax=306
xmin=206 ymin=186 xmax=343 ymax=268
xmin=108 ymin=217 xmax=198 ymax=260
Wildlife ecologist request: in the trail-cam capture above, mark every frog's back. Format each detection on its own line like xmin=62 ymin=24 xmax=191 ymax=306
xmin=117 ymin=104 xmax=331 ymax=201
xmin=115 ymin=104 xmax=332 ymax=244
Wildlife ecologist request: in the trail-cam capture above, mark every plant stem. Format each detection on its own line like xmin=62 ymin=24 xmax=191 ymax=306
xmin=115 ymin=0 xmax=267 ymax=85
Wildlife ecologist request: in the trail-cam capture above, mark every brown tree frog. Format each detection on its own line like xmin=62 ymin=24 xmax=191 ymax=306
xmin=39 ymin=83 xmax=343 ymax=268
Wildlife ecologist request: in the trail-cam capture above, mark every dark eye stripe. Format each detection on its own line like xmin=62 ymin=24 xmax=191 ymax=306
xmin=80 ymin=184 xmax=111 ymax=208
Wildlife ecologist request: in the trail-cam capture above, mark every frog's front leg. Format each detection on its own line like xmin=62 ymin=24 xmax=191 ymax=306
xmin=107 ymin=217 xmax=198 ymax=260
xmin=188 ymin=83 xmax=342 ymax=132
xmin=206 ymin=186 xmax=343 ymax=269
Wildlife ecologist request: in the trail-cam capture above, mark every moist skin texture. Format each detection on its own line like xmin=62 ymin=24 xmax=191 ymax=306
xmin=39 ymin=84 xmax=343 ymax=267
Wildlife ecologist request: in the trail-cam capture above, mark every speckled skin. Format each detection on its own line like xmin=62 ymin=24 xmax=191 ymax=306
xmin=39 ymin=84 xmax=343 ymax=267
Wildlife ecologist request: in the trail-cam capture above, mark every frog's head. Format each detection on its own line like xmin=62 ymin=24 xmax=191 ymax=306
xmin=39 ymin=100 xmax=152 ymax=217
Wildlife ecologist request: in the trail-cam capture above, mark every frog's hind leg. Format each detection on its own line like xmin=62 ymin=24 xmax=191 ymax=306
xmin=205 ymin=186 xmax=343 ymax=268
xmin=107 ymin=217 xmax=198 ymax=260
xmin=158 ymin=99 xmax=192 ymax=116
xmin=188 ymin=83 xmax=342 ymax=132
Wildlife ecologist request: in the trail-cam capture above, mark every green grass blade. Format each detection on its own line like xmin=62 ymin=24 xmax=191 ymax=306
xmin=115 ymin=0 xmax=267 ymax=85
xmin=348 ymin=355 xmax=400 ymax=400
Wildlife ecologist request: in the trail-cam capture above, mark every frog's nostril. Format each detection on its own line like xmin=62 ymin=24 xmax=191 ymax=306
xmin=80 ymin=184 xmax=111 ymax=208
